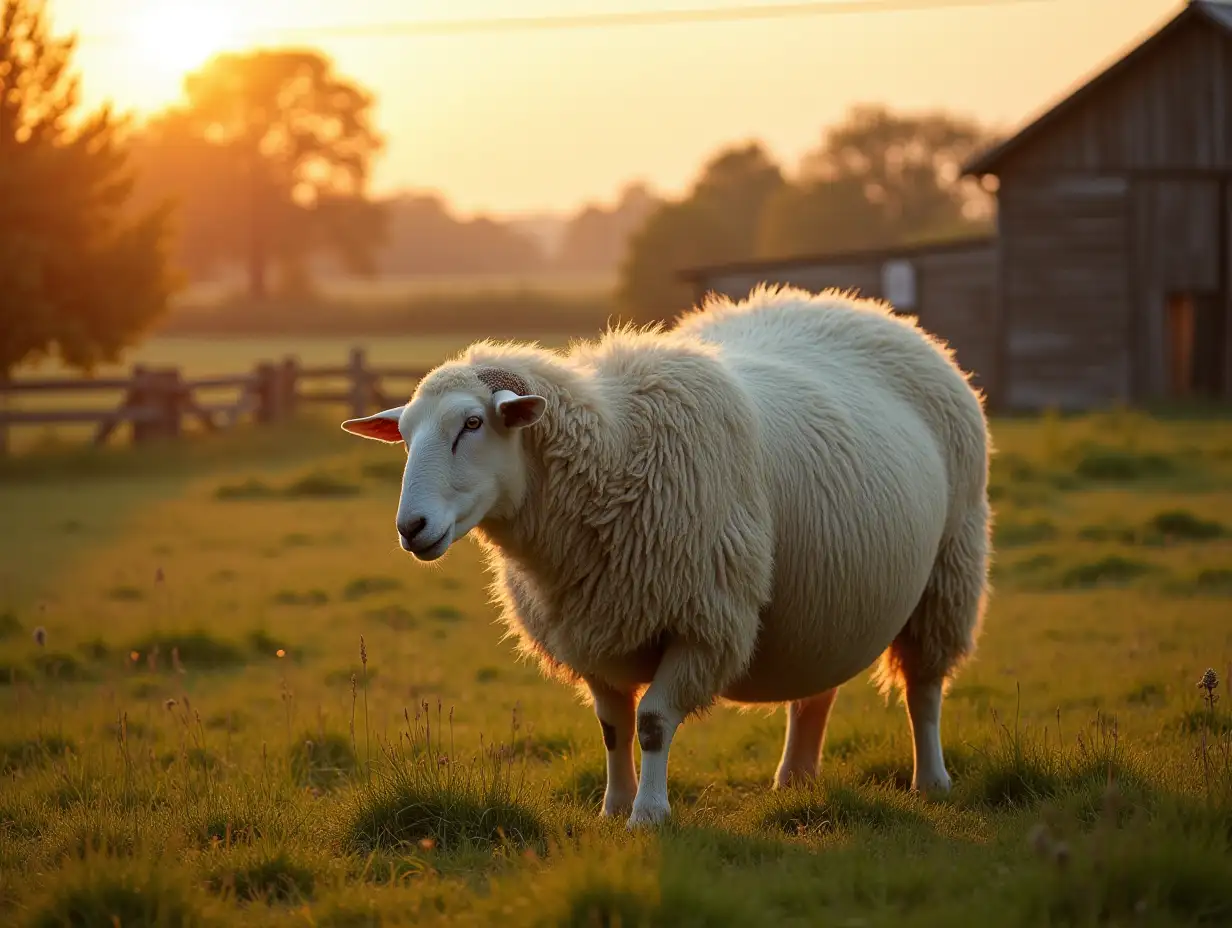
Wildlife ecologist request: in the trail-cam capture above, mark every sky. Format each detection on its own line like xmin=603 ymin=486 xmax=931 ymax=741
xmin=55 ymin=0 xmax=1186 ymax=218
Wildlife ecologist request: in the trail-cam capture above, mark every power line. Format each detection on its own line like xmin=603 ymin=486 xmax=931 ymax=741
xmin=77 ymin=0 xmax=1057 ymax=45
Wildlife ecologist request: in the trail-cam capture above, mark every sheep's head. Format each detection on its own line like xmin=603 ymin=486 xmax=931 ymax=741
xmin=340 ymin=366 xmax=546 ymax=561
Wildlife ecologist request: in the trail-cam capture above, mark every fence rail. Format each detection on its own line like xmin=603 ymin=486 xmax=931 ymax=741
xmin=0 ymin=348 xmax=424 ymax=454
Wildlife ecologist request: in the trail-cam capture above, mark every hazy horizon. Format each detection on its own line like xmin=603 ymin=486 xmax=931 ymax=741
xmin=56 ymin=0 xmax=1184 ymax=219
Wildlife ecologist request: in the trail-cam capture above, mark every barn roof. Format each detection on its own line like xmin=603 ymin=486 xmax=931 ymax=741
xmin=676 ymin=233 xmax=994 ymax=282
xmin=962 ymin=0 xmax=1232 ymax=177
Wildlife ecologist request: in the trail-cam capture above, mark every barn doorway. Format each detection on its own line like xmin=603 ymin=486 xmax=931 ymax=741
xmin=1165 ymin=291 xmax=1226 ymax=398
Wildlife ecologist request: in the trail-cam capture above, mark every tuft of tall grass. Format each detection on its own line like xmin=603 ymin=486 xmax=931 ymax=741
xmin=333 ymin=700 xmax=550 ymax=856
xmin=954 ymin=694 xmax=1145 ymax=817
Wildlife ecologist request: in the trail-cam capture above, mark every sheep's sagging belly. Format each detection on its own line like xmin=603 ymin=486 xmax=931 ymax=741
xmin=719 ymin=513 xmax=942 ymax=703
xmin=719 ymin=590 xmax=926 ymax=704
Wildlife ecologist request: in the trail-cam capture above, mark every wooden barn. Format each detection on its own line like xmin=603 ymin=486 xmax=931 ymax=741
xmin=680 ymin=0 xmax=1232 ymax=411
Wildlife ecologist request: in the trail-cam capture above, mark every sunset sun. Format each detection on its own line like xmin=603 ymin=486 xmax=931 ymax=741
xmin=127 ymin=3 xmax=239 ymax=81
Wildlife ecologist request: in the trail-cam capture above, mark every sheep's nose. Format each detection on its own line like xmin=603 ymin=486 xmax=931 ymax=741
xmin=398 ymin=516 xmax=427 ymax=547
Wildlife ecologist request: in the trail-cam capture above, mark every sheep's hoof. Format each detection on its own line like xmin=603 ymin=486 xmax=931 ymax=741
xmin=911 ymin=770 xmax=953 ymax=797
xmin=626 ymin=797 xmax=671 ymax=830
xmin=600 ymin=792 xmax=635 ymax=818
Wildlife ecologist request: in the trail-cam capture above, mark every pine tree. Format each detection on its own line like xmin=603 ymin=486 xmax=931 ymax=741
xmin=0 ymin=0 xmax=177 ymax=384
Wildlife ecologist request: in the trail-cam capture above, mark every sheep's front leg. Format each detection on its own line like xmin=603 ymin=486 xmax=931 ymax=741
xmin=585 ymin=677 xmax=637 ymax=817
xmin=628 ymin=639 xmax=724 ymax=829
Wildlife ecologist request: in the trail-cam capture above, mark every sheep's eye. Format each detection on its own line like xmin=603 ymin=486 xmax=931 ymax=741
xmin=464 ymin=416 xmax=483 ymax=431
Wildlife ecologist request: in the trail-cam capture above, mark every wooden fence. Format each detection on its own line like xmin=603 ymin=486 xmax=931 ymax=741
xmin=0 ymin=348 xmax=424 ymax=454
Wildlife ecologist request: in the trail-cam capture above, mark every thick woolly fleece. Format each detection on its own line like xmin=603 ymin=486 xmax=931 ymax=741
xmin=400 ymin=285 xmax=993 ymax=823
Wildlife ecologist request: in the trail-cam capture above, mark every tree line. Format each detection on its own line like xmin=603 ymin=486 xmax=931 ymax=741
xmin=0 ymin=0 xmax=998 ymax=379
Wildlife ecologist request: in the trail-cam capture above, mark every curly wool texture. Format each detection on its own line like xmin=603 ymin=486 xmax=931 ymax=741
xmin=414 ymin=284 xmax=991 ymax=710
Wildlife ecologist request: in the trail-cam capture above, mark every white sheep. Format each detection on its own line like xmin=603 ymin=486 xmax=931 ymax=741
xmin=341 ymin=284 xmax=993 ymax=828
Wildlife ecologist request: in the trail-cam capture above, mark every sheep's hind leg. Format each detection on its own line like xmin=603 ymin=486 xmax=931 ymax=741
xmin=627 ymin=639 xmax=729 ymax=829
xmin=774 ymin=688 xmax=839 ymax=789
xmin=879 ymin=502 xmax=990 ymax=794
xmin=585 ymin=677 xmax=637 ymax=817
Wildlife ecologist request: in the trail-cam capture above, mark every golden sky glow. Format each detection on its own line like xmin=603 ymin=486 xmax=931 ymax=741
xmin=56 ymin=0 xmax=1184 ymax=216
xmin=123 ymin=2 xmax=240 ymax=81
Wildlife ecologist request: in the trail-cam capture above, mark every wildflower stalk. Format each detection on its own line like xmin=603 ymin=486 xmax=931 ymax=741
xmin=1199 ymin=667 xmax=1220 ymax=715
xmin=361 ymin=635 xmax=371 ymax=786
xmin=350 ymin=674 xmax=358 ymax=764
xmin=1197 ymin=669 xmax=1220 ymax=804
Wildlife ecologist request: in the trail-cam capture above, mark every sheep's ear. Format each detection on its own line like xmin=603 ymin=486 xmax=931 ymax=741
xmin=341 ymin=406 xmax=405 ymax=443
xmin=492 ymin=390 xmax=546 ymax=430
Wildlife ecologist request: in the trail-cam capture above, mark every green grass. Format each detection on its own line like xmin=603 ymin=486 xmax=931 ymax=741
xmin=2 ymin=405 xmax=1232 ymax=925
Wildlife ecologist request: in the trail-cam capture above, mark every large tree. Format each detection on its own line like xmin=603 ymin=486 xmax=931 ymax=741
xmin=142 ymin=47 xmax=386 ymax=300
xmin=0 ymin=0 xmax=177 ymax=381
xmin=617 ymin=142 xmax=785 ymax=321
xmin=759 ymin=103 xmax=995 ymax=258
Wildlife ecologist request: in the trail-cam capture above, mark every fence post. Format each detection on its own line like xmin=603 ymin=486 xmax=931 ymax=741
xmin=280 ymin=356 xmax=299 ymax=419
xmin=254 ymin=362 xmax=279 ymax=424
xmin=159 ymin=369 xmax=184 ymax=440
xmin=129 ymin=366 xmax=182 ymax=443
xmin=348 ymin=347 xmax=369 ymax=418
xmin=129 ymin=365 xmax=151 ymax=444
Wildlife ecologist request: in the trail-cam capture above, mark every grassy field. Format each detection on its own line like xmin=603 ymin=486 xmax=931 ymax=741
xmin=154 ymin=274 xmax=623 ymax=340
xmin=2 ymin=407 xmax=1232 ymax=926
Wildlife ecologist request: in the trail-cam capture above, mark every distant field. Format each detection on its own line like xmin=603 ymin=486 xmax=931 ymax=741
xmin=15 ymin=333 xmax=578 ymax=380
xmin=176 ymin=272 xmax=619 ymax=307
xmin=1 ymin=410 xmax=1232 ymax=925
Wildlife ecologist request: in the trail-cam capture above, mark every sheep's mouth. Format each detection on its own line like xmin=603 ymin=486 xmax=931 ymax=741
xmin=409 ymin=529 xmax=450 ymax=561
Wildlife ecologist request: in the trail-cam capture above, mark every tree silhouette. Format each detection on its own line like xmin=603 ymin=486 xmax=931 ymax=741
xmin=148 ymin=47 xmax=386 ymax=300
xmin=759 ymin=104 xmax=994 ymax=258
xmin=0 ymin=0 xmax=177 ymax=382
xmin=617 ymin=142 xmax=784 ymax=321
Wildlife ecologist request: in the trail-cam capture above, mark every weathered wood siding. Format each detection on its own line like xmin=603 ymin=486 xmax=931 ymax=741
xmin=697 ymin=242 xmax=998 ymax=390
xmin=914 ymin=245 xmax=998 ymax=395
xmin=1226 ymin=183 xmax=1232 ymax=396
xmin=999 ymin=176 xmax=1132 ymax=410
xmin=997 ymin=17 xmax=1232 ymax=173
xmin=1128 ymin=178 xmax=1223 ymax=398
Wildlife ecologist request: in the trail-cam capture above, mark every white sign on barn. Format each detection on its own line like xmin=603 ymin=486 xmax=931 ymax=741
xmin=881 ymin=259 xmax=917 ymax=311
